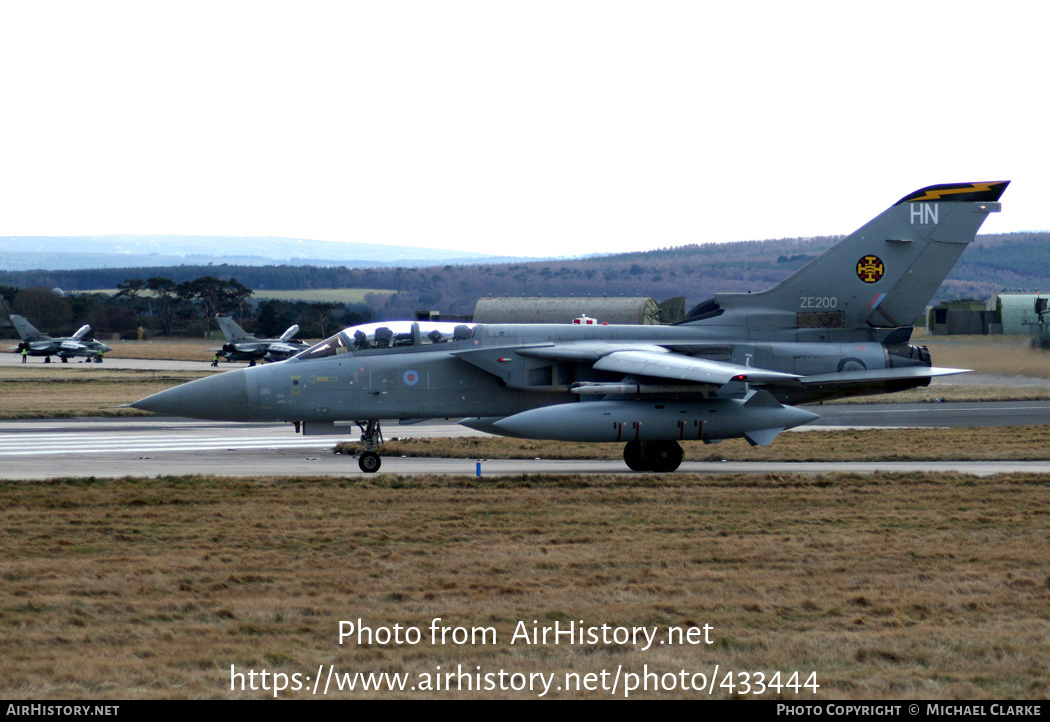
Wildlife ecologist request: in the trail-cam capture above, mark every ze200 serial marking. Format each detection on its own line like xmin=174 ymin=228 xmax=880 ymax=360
xmin=799 ymin=296 xmax=838 ymax=309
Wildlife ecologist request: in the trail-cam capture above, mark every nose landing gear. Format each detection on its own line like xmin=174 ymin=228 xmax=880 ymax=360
xmin=355 ymin=420 xmax=384 ymax=473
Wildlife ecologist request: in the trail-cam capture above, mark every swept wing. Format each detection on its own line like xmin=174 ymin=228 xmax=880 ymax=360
xmin=518 ymin=342 xmax=966 ymax=394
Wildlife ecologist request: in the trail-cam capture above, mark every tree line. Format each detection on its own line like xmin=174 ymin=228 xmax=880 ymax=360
xmin=1 ymin=276 xmax=370 ymax=340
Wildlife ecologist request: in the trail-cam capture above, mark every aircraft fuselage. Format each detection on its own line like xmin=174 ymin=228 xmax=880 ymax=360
xmin=210 ymin=322 xmax=929 ymax=424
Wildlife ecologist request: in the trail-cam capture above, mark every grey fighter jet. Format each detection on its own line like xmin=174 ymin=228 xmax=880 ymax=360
xmin=211 ymin=313 xmax=308 ymax=365
xmin=9 ymin=315 xmax=112 ymax=363
xmin=132 ymin=181 xmax=1009 ymax=472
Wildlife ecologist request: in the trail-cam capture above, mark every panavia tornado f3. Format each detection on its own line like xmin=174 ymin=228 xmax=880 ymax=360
xmin=211 ymin=313 xmax=308 ymax=365
xmin=9 ymin=314 xmax=112 ymax=363
xmin=132 ymin=181 xmax=1009 ymax=472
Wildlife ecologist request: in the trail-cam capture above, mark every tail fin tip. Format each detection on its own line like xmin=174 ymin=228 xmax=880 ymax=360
xmin=895 ymin=181 xmax=1009 ymax=206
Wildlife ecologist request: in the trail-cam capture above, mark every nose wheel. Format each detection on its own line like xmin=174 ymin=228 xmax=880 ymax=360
xmin=355 ymin=420 xmax=384 ymax=473
xmin=358 ymin=451 xmax=381 ymax=473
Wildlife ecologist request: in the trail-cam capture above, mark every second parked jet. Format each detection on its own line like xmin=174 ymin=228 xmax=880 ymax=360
xmin=212 ymin=314 xmax=308 ymax=365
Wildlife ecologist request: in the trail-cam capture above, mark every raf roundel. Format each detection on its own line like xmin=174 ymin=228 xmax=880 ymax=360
xmin=403 ymin=370 xmax=420 ymax=386
xmin=856 ymin=255 xmax=885 ymax=283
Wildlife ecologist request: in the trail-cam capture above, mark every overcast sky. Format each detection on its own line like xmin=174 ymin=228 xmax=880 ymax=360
xmin=0 ymin=1 xmax=1045 ymax=257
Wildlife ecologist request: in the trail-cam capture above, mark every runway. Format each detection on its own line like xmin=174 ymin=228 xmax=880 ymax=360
xmin=0 ymin=405 xmax=1047 ymax=480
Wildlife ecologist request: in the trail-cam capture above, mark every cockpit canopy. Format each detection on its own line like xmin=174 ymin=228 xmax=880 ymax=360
xmin=293 ymin=321 xmax=476 ymax=361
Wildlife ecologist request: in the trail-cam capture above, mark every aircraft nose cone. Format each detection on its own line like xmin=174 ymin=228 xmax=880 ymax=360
xmin=131 ymin=369 xmax=250 ymax=421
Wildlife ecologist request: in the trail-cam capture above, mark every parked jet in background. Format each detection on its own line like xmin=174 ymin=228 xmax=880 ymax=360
xmin=8 ymin=314 xmax=112 ymax=363
xmin=212 ymin=313 xmax=308 ymax=365
xmin=133 ymin=181 xmax=1009 ymax=472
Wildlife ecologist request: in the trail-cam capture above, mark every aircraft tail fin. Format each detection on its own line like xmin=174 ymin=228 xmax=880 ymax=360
xmin=685 ymin=181 xmax=1009 ymax=333
xmin=216 ymin=313 xmax=252 ymax=342
xmin=9 ymin=315 xmax=47 ymax=341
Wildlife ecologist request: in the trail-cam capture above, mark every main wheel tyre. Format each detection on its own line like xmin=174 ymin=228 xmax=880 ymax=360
xmin=623 ymin=441 xmax=651 ymax=472
xmin=647 ymin=441 xmax=684 ymax=473
xmin=358 ymin=451 xmax=382 ymax=473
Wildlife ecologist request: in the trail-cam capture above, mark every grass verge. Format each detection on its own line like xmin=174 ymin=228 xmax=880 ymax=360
xmin=0 ymin=369 xmax=206 ymax=419
xmin=1 ymin=472 xmax=1047 ymax=699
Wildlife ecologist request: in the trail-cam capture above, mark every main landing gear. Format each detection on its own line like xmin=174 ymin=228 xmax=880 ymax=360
xmin=623 ymin=440 xmax=684 ymax=473
xmin=355 ymin=420 xmax=383 ymax=473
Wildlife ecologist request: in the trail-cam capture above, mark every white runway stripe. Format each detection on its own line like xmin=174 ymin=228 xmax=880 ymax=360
xmin=0 ymin=433 xmax=329 ymax=445
xmin=0 ymin=435 xmax=335 ymax=456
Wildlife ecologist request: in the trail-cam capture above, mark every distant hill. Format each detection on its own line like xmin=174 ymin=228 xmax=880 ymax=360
xmin=0 ymin=235 xmax=510 ymax=270
xmin=941 ymin=232 xmax=1050 ymax=299
xmin=0 ymin=232 xmax=1045 ymax=321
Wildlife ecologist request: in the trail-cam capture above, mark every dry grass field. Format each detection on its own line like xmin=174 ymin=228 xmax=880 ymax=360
xmin=0 ymin=368 xmax=202 ymax=419
xmin=0 ymin=381 xmax=175 ymax=419
xmin=250 ymin=289 xmax=395 ymax=304
xmin=1 ymin=473 xmax=1048 ymax=699
xmin=830 ymin=385 xmax=1050 ymax=404
xmin=918 ymin=332 xmax=1050 ymax=379
xmin=105 ymin=339 xmax=219 ymax=361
